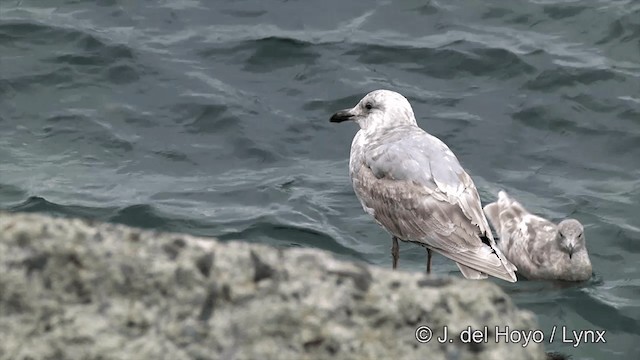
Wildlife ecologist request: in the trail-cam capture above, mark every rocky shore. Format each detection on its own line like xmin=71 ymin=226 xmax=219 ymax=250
xmin=0 ymin=211 xmax=546 ymax=360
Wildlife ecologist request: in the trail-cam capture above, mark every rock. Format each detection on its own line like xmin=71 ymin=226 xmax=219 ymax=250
xmin=0 ymin=211 xmax=546 ymax=360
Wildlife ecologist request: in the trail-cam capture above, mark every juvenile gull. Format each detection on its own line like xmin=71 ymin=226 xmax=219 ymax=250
xmin=330 ymin=89 xmax=517 ymax=282
xmin=484 ymin=191 xmax=592 ymax=281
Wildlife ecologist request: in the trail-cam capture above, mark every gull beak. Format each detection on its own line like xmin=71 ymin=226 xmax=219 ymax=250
xmin=330 ymin=109 xmax=355 ymax=123
xmin=568 ymin=244 xmax=575 ymax=259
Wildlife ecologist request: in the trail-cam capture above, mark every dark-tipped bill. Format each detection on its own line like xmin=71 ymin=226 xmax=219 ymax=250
xmin=330 ymin=109 xmax=354 ymax=123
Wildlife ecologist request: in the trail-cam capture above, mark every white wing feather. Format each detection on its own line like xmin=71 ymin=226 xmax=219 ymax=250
xmin=350 ymin=126 xmax=517 ymax=282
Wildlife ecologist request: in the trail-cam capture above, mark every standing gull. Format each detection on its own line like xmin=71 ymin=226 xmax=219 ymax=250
xmin=330 ymin=89 xmax=517 ymax=282
xmin=484 ymin=191 xmax=592 ymax=281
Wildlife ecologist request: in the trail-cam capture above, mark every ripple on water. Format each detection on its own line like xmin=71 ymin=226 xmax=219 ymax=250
xmin=242 ymin=37 xmax=321 ymax=73
xmin=612 ymin=226 xmax=640 ymax=255
xmin=9 ymin=196 xmax=112 ymax=220
xmin=105 ymin=63 xmax=141 ymax=85
xmin=618 ymin=106 xmax=640 ymax=123
xmin=38 ymin=26 xmax=134 ymax=66
xmin=169 ymin=102 xmax=241 ymax=134
xmin=567 ymin=288 xmax=640 ymax=335
xmin=541 ymin=4 xmax=589 ymax=20
xmin=216 ymin=217 xmax=366 ymax=261
xmin=0 ymin=183 xmax=28 ymax=206
xmin=37 ymin=111 xmax=135 ymax=156
xmin=1 ymin=19 xmax=144 ymax=89
xmin=524 ymin=67 xmax=621 ymax=91
xmin=344 ymin=43 xmax=535 ymax=79
xmin=511 ymin=105 xmax=594 ymax=134
xmin=596 ymin=8 xmax=640 ymax=45
xmin=0 ymin=67 xmax=76 ymax=94
xmin=108 ymin=204 xmax=173 ymax=229
xmin=199 ymin=36 xmax=322 ymax=73
xmin=7 ymin=196 xmax=212 ymax=235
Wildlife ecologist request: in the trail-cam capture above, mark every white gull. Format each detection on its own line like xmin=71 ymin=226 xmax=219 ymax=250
xmin=330 ymin=89 xmax=517 ymax=282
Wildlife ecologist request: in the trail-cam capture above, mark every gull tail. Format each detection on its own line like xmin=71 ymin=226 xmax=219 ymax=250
xmin=483 ymin=190 xmax=527 ymax=255
xmin=483 ymin=202 xmax=501 ymax=232
xmin=483 ymin=190 xmax=514 ymax=230
xmin=456 ymin=263 xmax=488 ymax=280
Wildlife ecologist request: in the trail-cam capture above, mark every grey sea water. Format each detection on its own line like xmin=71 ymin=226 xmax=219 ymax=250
xmin=1 ymin=0 xmax=639 ymax=358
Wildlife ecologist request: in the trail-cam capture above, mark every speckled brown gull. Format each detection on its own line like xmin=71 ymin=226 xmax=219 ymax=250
xmin=484 ymin=191 xmax=592 ymax=281
xmin=329 ymin=89 xmax=517 ymax=282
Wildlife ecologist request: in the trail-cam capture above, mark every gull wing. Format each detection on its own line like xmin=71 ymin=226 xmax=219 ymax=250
xmin=484 ymin=191 xmax=558 ymax=271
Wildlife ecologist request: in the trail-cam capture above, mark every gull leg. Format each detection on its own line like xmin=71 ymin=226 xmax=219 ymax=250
xmin=426 ymin=248 xmax=432 ymax=274
xmin=391 ymin=236 xmax=399 ymax=269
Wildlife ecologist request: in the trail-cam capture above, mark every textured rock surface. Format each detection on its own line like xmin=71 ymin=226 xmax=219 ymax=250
xmin=0 ymin=211 xmax=545 ymax=360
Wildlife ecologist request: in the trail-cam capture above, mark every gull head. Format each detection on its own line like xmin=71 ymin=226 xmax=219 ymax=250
xmin=556 ymin=219 xmax=585 ymax=259
xmin=329 ymin=89 xmax=417 ymax=131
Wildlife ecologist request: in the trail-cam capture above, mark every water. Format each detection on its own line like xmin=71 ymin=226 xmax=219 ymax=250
xmin=1 ymin=0 xmax=639 ymax=358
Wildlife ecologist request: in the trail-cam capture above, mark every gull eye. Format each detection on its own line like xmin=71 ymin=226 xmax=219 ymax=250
xmin=559 ymin=232 xmax=565 ymax=239
xmin=365 ymin=102 xmax=373 ymax=110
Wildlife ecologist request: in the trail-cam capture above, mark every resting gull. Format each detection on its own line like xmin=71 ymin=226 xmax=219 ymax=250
xmin=483 ymin=191 xmax=592 ymax=281
xmin=330 ymin=89 xmax=517 ymax=282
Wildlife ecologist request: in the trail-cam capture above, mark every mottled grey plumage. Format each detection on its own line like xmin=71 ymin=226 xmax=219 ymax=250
xmin=484 ymin=191 xmax=592 ymax=281
xmin=330 ymin=89 xmax=517 ymax=282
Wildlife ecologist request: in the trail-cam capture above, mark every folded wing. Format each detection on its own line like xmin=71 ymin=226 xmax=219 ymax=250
xmin=352 ymin=128 xmax=517 ymax=282
xmin=484 ymin=191 xmax=558 ymax=272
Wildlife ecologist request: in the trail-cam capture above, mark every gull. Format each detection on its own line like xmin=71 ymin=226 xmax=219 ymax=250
xmin=330 ymin=89 xmax=517 ymax=282
xmin=484 ymin=191 xmax=592 ymax=281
